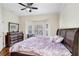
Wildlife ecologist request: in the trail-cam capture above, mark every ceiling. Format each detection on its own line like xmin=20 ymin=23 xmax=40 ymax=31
xmin=1 ymin=3 xmax=64 ymax=16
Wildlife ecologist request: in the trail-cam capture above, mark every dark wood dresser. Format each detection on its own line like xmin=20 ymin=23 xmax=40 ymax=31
xmin=5 ymin=32 xmax=24 ymax=47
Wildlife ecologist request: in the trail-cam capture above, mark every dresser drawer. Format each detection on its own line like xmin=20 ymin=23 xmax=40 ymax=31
xmin=5 ymin=32 xmax=24 ymax=47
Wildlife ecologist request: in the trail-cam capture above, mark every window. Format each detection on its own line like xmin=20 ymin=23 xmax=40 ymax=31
xmin=34 ymin=24 xmax=43 ymax=36
xmin=28 ymin=21 xmax=49 ymax=36
xmin=28 ymin=25 xmax=32 ymax=34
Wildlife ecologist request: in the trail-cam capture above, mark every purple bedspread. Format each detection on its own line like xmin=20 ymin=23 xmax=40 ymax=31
xmin=10 ymin=37 xmax=71 ymax=56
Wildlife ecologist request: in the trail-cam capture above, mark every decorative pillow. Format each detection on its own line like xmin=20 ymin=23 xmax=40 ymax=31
xmin=50 ymin=35 xmax=64 ymax=43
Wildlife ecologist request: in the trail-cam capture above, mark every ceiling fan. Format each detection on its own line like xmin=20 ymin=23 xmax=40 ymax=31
xmin=19 ymin=3 xmax=38 ymax=12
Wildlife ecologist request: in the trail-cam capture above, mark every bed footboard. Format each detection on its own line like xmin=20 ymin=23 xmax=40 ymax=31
xmin=11 ymin=52 xmax=34 ymax=56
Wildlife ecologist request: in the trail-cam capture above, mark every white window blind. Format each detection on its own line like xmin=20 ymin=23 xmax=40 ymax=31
xmin=28 ymin=20 xmax=49 ymax=36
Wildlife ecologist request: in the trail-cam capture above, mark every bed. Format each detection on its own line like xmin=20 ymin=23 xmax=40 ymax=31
xmin=10 ymin=28 xmax=79 ymax=56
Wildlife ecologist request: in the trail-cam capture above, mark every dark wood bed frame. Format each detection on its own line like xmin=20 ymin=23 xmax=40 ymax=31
xmin=57 ymin=28 xmax=79 ymax=56
xmin=10 ymin=28 xmax=79 ymax=56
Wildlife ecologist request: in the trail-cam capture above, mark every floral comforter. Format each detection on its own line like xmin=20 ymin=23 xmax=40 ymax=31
xmin=10 ymin=37 xmax=71 ymax=56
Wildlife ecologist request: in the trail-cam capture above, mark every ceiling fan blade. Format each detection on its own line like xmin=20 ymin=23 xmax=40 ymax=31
xmin=31 ymin=7 xmax=38 ymax=9
xmin=19 ymin=3 xmax=26 ymax=7
xmin=21 ymin=8 xmax=26 ymax=10
xmin=27 ymin=3 xmax=33 ymax=6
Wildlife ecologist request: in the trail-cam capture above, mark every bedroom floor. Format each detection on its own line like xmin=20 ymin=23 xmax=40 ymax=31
xmin=0 ymin=47 xmax=10 ymax=56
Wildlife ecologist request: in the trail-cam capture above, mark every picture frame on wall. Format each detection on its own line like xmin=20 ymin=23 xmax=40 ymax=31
xmin=8 ymin=22 xmax=19 ymax=32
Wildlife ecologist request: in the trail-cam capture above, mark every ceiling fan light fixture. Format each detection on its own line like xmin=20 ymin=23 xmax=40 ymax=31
xmin=26 ymin=8 xmax=30 ymax=11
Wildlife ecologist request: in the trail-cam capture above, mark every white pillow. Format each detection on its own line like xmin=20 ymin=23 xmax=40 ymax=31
xmin=50 ymin=35 xmax=64 ymax=43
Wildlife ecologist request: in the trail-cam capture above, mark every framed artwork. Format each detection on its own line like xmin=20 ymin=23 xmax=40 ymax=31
xmin=8 ymin=22 xmax=19 ymax=32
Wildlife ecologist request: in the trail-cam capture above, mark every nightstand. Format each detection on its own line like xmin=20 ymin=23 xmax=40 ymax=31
xmin=0 ymin=47 xmax=10 ymax=56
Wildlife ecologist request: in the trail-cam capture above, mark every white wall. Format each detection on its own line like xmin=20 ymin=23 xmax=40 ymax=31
xmin=59 ymin=3 xmax=79 ymax=28
xmin=2 ymin=7 xmax=19 ymax=33
xmin=0 ymin=5 xmax=4 ymax=51
xmin=19 ymin=13 xmax=59 ymax=39
xmin=0 ymin=5 xmax=19 ymax=51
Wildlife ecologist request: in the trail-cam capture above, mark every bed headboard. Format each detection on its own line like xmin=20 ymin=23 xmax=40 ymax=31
xmin=57 ymin=28 xmax=79 ymax=56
